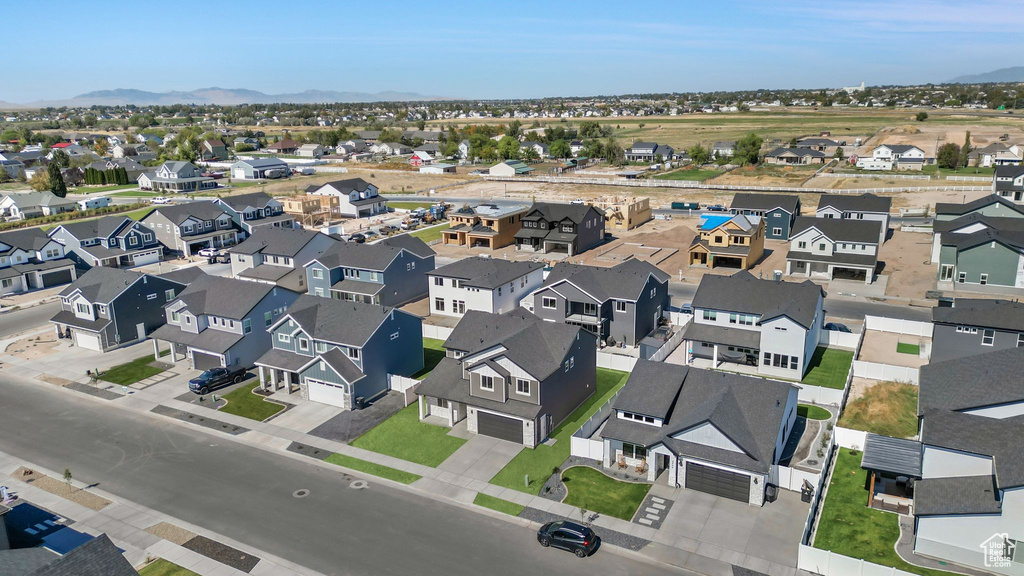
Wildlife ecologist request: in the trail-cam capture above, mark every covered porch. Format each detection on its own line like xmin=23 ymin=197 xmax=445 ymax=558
xmin=254 ymin=349 xmax=306 ymax=395
xmin=861 ymin=433 xmax=921 ymax=515
xmin=680 ymin=322 xmax=761 ymax=371
xmin=180 ymin=230 xmax=239 ymax=257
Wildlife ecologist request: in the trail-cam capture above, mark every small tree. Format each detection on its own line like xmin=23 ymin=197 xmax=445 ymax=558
xmin=937 ymin=143 xmax=961 ymax=169
xmin=833 ymin=147 xmax=845 ymax=161
xmin=687 ymin=144 xmax=710 ymax=165
xmin=29 ymin=170 xmax=50 ymax=192
xmin=959 ymin=131 xmax=972 ymax=169
xmin=549 ymin=139 xmax=571 ymax=159
xmin=63 ymin=468 xmax=72 ymax=490
xmin=734 ymin=132 xmax=763 ymax=166
xmin=788 ymin=137 xmax=799 ymax=147
xmin=916 ymin=111 xmax=929 ymax=122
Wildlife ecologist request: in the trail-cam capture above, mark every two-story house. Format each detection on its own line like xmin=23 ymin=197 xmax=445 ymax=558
xmin=254 ymin=295 xmax=423 ymax=407
xmin=428 ymin=257 xmax=544 ymax=318
xmin=50 ymin=267 xmax=186 ymax=352
xmin=785 ymin=216 xmax=880 ymax=284
xmin=681 ymin=270 xmax=824 ymax=379
xmin=969 ymin=143 xmax=1023 ymax=168
xmin=149 ymin=275 xmax=300 ymax=370
xmin=304 ymin=235 xmax=435 ymax=306
xmin=712 ymin=141 xmax=735 ymax=159
xmin=913 ymin=348 xmax=1024 ymax=575
xmin=590 ymin=197 xmax=652 ymax=231
xmin=529 ymin=259 xmax=670 ymax=347
xmin=729 ymin=193 xmax=801 ymax=240
xmin=624 ymin=142 xmax=675 ymax=163
xmin=416 ymin=310 xmax=597 ymax=447
xmin=872 ymin=144 xmax=926 ymax=170
xmin=199 ymin=139 xmax=229 ymax=161
xmin=143 ymin=161 xmax=215 ymax=193
xmin=306 ymin=178 xmax=388 ymax=218
xmin=213 ymin=192 xmax=297 ymax=237
xmin=931 ymin=195 xmax=1024 ymax=285
xmin=230 ymin=227 xmax=337 ymax=292
xmin=687 ymin=213 xmax=765 ymax=270
xmin=598 ymin=360 xmax=798 ymax=505
xmin=138 ymin=201 xmax=241 ymax=258
xmin=48 ymin=216 xmax=162 ymax=268
xmin=993 ymin=165 xmax=1024 ymax=203
xmin=442 ymin=203 xmax=529 ymax=249
xmin=930 ymin=298 xmax=1024 ymax=363
xmin=816 ymin=193 xmax=891 ymax=244
xmin=0 ymin=228 xmax=79 ymax=295
xmin=514 ymin=202 xmax=605 ymax=256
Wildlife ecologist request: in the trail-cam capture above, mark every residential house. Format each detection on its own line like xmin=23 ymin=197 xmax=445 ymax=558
xmin=796 ymin=137 xmax=842 ymax=155
xmin=489 ymin=159 xmax=534 ymax=177
xmin=402 ymin=130 xmax=442 ymax=143
xmin=229 ymin=158 xmax=289 ymax=180
xmin=530 ymin=259 xmax=670 ymax=347
xmin=993 ymin=165 xmax=1024 ymax=203
xmin=458 ymin=139 xmax=471 ymax=159
xmin=50 ymin=267 xmax=186 ymax=352
xmin=514 ymin=202 xmax=605 ymax=256
xmin=681 ymin=270 xmax=824 ymax=379
xmin=590 ymin=197 xmax=652 ymax=231
xmin=913 ymin=348 xmax=1024 ymax=575
xmin=570 ymin=140 xmax=585 ymax=156
xmin=871 ymin=144 xmax=926 ymax=170
xmin=428 ymin=257 xmax=544 ymax=318
xmin=150 ymin=275 xmax=300 ymax=370
xmin=729 ymin=193 xmax=801 ymax=240
xmin=281 ymin=194 xmax=338 ymax=226
xmin=230 ymin=227 xmax=336 ymax=292
xmin=931 ymin=299 xmax=1024 ymax=363
xmin=688 ymin=213 xmax=765 ymax=270
xmin=372 ymin=142 xmax=412 ymax=156
xmin=443 ymin=203 xmax=529 ymax=249
xmin=0 ymin=529 xmax=137 ymax=576
xmin=213 ymin=191 xmax=296 ymax=236
xmin=138 ymin=201 xmax=241 ymax=258
xmin=267 ymin=139 xmax=300 ymax=154
xmin=84 ymin=157 xmax=146 ymax=181
xmin=712 ymin=141 xmax=735 ymax=159
xmin=306 ymin=178 xmax=388 ymax=218
xmin=420 ymin=163 xmax=456 ymax=174
xmin=598 ymin=360 xmax=798 ymax=505
xmin=297 ymin=143 xmax=324 ymax=159
xmin=785 ymin=216 xmax=880 ymax=283
xmin=344 ymin=139 xmax=368 ymax=152
xmin=762 ymin=147 xmax=826 ymax=165
xmin=969 ymin=143 xmax=1022 ymax=167
xmin=354 ymin=131 xmax=380 ymax=144
xmin=520 ymin=141 xmax=550 ymax=159
xmin=304 ymin=234 xmax=435 ymax=305
xmin=624 ymin=142 xmax=675 ymax=163
xmin=47 ymin=142 xmax=92 ymax=161
xmin=255 ymin=295 xmax=423 ymax=407
xmin=233 ymin=136 xmax=261 ymax=150
xmin=48 ymin=215 xmax=162 ymax=268
xmin=0 ymin=192 xmax=78 ymax=220
xmin=0 ymin=158 xmax=24 ymax=180
xmin=931 ymin=195 xmax=1024 ymax=287
xmin=144 ymin=161 xmax=215 ymax=193
xmin=416 ymin=309 xmax=597 ymax=447
xmin=0 ymin=228 xmax=79 ymax=295
xmin=816 ymin=193 xmax=891 ymax=245
xmin=199 ymin=139 xmax=229 ymax=161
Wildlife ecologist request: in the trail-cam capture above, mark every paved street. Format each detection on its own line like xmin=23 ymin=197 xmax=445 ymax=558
xmin=0 ymin=301 xmax=58 ymax=338
xmin=0 ymin=374 xmax=688 ymax=576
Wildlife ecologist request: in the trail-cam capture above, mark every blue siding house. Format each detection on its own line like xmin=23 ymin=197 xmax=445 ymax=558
xmin=304 ymin=234 xmax=435 ymax=306
xmin=729 ymin=193 xmax=801 ymax=240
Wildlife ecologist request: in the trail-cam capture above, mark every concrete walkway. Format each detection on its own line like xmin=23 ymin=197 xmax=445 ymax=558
xmin=437 ymin=435 xmax=522 ymax=481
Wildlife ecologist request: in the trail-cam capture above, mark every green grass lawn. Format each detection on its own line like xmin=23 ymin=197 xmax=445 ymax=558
xmin=409 ymin=223 xmax=450 ymax=243
xmin=815 ymin=449 xmax=959 ymax=576
xmin=896 ymin=342 xmax=920 ymax=355
xmin=390 ymin=201 xmax=434 ymax=210
xmin=138 ymin=559 xmax=200 ymax=576
xmin=125 ymin=206 xmax=155 ymax=221
xmin=653 ymin=169 xmax=722 ymax=181
xmin=921 ymin=165 xmax=995 ymax=177
xmin=560 ymin=466 xmax=651 ymax=521
xmin=325 ymin=453 xmax=422 ymax=484
xmin=412 ymin=338 xmax=446 ymax=379
xmin=490 ymin=368 xmax=629 ymax=495
xmin=227 ymin=180 xmax=263 ymax=188
xmin=351 ymin=403 xmax=467 ymax=467
xmin=798 ymin=404 xmax=832 ymax=421
xmin=107 ymin=190 xmax=161 ymax=197
xmin=72 ymin=184 xmax=138 ymax=193
xmin=801 ymin=347 xmax=854 ymax=390
xmin=98 ymin=355 xmax=165 ymax=386
xmin=473 ymin=493 xmax=525 ymax=516
xmin=219 ymin=381 xmax=286 ymax=421
xmin=838 ymin=381 xmax=919 ymax=438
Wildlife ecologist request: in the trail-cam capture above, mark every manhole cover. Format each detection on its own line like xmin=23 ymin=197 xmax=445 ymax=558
xmin=349 ymin=480 xmax=368 ymax=490
xmin=292 ymin=489 xmax=310 ymax=498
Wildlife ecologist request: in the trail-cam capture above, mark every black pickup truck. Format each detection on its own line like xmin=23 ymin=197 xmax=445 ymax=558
xmin=188 ymin=366 xmax=249 ymax=394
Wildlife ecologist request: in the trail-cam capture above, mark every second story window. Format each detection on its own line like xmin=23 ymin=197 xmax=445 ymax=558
xmin=516 ymin=379 xmax=530 ymax=395
xmin=480 ymin=375 xmax=494 ymax=391
xmin=312 ymin=268 xmax=323 ymax=279
xmin=702 ymin=310 xmax=717 ymax=321
xmin=543 ymin=297 xmax=557 ymax=309
xmin=278 ymin=333 xmax=291 ymax=343
xmin=76 ymin=303 xmax=90 ymax=314
xmin=433 ymin=277 xmax=443 ymax=286
xmin=298 ymin=338 xmax=309 ymax=351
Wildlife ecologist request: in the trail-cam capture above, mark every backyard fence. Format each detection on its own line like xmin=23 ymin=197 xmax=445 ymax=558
xmin=899 ymin=225 xmax=932 ymax=234
xmin=813 ymin=172 xmax=931 ymax=181
xmin=647 ymin=323 xmax=688 ymax=363
xmin=596 ymin=351 xmax=638 ymax=371
xmin=818 ymin=329 xmax=861 ymax=349
xmin=833 ymin=426 xmax=868 ymax=451
xmin=569 ymin=389 xmax=623 ymax=461
xmin=775 ymin=465 xmax=824 ymax=493
xmin=945 ymin=175 xmax=991 ymax=182
xmin=798 ymin=545 xmax=922 ymax=576
xmin=795 ymin=384 xmax=847 ymax=405
xmin=851 ymin=361 xmax=920 ymax=384
xmin=422 ymin=324 xmax=454 ymax=341
xmin=864 ymin=316 xmax=932 ymax=337
xmin=312 ymin=166 xmax=350 ymax=174
xmin=388 ymin=374 xmax=421 ymax=406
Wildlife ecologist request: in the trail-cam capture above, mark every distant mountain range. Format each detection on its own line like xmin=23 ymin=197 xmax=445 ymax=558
xmin=11 ymin=87 xmax=447 ymax=107
xmin=949 ymin=66 xmax=1024 ymax=84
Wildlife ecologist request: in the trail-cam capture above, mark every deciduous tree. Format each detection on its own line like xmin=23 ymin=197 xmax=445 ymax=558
xmin=937 ymin=143 xmax=961 ymax=169
xmin=734 ymin=133 xmax=763 ymax=166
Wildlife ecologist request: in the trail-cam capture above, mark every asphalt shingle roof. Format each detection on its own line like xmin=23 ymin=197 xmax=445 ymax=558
xmin=919 ymin=347 xmax=1024 ymax=413
xmin=308 ymin=235 xmax=432 ymax=271
xmin=0 ymin=228 xmax=55 ymax=252
xmin=791 ymin=216 xmax=882 ymax=244
xmin=521 ymin=202 xmax=601 ymax=225
xmin=932 ymin=298 xmax=1024 ymax=333
xmin=541 ymin=259 xmax=669 ymax=302
xmin=922 ymin=409 xmax=1024 ymax=489
xmin=430 ymin=257 xmax=543 ymax=290
xmin=691 ymin=270 xmax=823 ymax=329
xmin=729 ymin=193 xmax=800 ymax=215
xmin=310 ymin=178 xmax=374 ymax=195
xmin=816 ymin=193 xmax=892 ymax=214
xmin=217 ymin=191 xmax=275 ymax=210
xmin=914 ymin=475 xmax=1002 ymax=516
xmin=935 ymin=195 xmax=1024 ymax=217
xmin=229 ymin=227 xmax=328 ymax=257
xmin=173 ymin=274 xmax=277 ymax=319
xmin=279 ymin=294 xmax=400 ymax=346
xmin=57 ymin=267 xmax=145 ymax=302
xmin=52 ymin=215 xmax=132 ymax=239
xmin=145 ymin=201 xmax=229 ymax=226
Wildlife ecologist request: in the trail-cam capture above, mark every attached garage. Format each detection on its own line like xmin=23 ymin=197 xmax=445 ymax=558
xmin=40 ymin=268 xmax=74 ymax=287
xmin=191 ymin=350 xmax=223 ymax=370
xmin=73 ymin=331 xmax=102 ymax=352
xmin=684 ymin=461 xmax=750 ymax=502
xmin=477 ymin=410 xmax=524 ymax=443
xmin=307 ymin=379 xmax=348 ymax=408
xmin=131 ymin=250 xmax=161 ymax=266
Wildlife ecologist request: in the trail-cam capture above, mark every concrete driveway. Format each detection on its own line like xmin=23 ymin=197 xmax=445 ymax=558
xmin=437 ymin=435 xmax=522 ymax=481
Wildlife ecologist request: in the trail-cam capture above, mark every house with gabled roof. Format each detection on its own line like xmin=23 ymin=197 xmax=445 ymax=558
xmin=930 ymin=195 xmax=1024 ymax=289
xmin=0 ymin=228 xmax=79 ymax=295
xmin=489 ymin=159 xmax=535 ymax=177
xmin=428 ymin=257 xmax=544 ymax=318
xmin=931 ymin=298 xmax=1024 ymax=362
xmin=763 ymin=147 xmax=826 ymax=165
xmin=624 ymin=142 xmax=675 ymax=163
xmin=255 ymin=295 xmax=423 ymax=407
xmin=688 ymin=213 xmax=765 ymax=270
xmin=267 ymin=139 xmax=300 ymax=154
xmin=597 ymin=360 xmax=798 ymax=505
xmin=138 ymin=200 xmax=241 ymax=258
xmin=304 ymin=234 xmax=435 ymax=305
xmin=729 ymin=193 xmax=801 ymax=240
xmin=48 ymin=215 xmax=162 ymax=268
xmin=229 ymin=227 xmax=336 ymax=292
xmin=786 ymin=216 xmax=880 ymax=283
xmin=306 ymin=177 xmax=388 ymax=218
xmin=213 ymin=191 xmax=296 ymax=236
xmin=969 ymin=143 xmax=1022 ymax=168
xmin=993 ymin=165 xmax=1024 ymax=203
xmin=0 ymin=191 xmax=78 ymax=220
xmin=796 ymin=137 xmax=842 ymax=154
xmin=200 ymin=139 xmax=229 ymax=161
xmin=442 ymin=203 xmax=529 ymax=249
xmin=514 ymin=202 xmax=605 ymax=256
xmin=144 ymin=161 xmax=215 ymax=193
xmin=415 ymin=309 xmax=597 ymax=447
xmin=816 ymin=193 xmax=891 ymax=244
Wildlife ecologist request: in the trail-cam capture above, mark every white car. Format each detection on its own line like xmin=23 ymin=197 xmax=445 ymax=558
xmin=197 ymin=247 xmax=220 ymax=258
xmin=569 ymin=198 xmax=585 ymax=205
xmin=152 ymin=196 xmax=172 ymax=204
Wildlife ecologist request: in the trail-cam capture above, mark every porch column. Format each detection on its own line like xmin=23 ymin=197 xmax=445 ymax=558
xmin=270 ymin=369 xmax=278 ymax=390
xmin=785 ymin=260 xmax=792 ymax=275
xmin=865 ymin=268 xmax=873 ymax=284
xmin=418 ymin=395 xmax=425 ymax=421
xmin=286 ymin=372 xmax=294 ymax=394
xmin=258 ymin=366 xmax=266 ymax=391
xmin=152 ymin=338 xmax=160 ymax=361
xmin=712 ymin=344 xmax=718 ymax=367
xmin=448 ymin=403 xmax=454 ymax=427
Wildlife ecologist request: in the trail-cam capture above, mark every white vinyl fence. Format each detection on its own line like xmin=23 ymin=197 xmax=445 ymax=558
xmin=796 ymin=383 xmax=847 ymax=405
xmin=388 ymin=374 xmax=421 ymax=406
xmin=833 ymin=426 xmax=868 ymax=450
xmin=818 ymin=329 xmax=861 ymax=349
xmin=864 ymin=316 xmax=932 ymax=337
xmin=775 ymin=465 xmax=824 ymax=492
xmin=798 ymin=545 xmax=922 ymax=576
xmin=648 ymin=325 xmax=687 ymax=363
xmin=852 ymin=361 xmax=919 ymax=384
xmin=422 ymin=324 xmax=454 ymax=341
xmin=597 ymin=351 xmax=638 ymax=371
xmin=570 ymin=389 xmax=623 ymax=461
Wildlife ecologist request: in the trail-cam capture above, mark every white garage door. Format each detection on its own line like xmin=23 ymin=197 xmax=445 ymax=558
xmin=233 ymin=168 xmax=247 ymax=180
xmin=307 ymin=379 xmax=348 ymax=408
xmin=132 ymin=250 xmax=161 ymax=266
xmin=74 ymin=331 xmax=102 ymax=351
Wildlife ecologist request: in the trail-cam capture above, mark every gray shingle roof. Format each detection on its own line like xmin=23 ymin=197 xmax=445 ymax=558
xmin=878 ymin=144 xmax=922 ymax=154
xmin=914 ymin=475 xmax=1002 ymax=516
xmin=318 ymin=347 xmax=366 ymax=384
xmin=931 ymin=213 xmax=1024 ymax=234
xmin=935 ymin=195 xmax=1024 ymax=217
xmin=144 ymin=201 xmax=229 ymax=226
xmin=149 ymin=321 xmax=244 ymax=353
xmin=691 ymin=270 xmax=823 ymax=329
xmin=379 ymin=234 xmax=435 ymax=258
xmin=1 ymin=191 xmax=78 ymax=209
xmin=939 ymin=227 xmax=1024 ymax=251
xmin=729 ymin=193 xmax=800 ymax=215
xmin=52 ymin=216 xmax=132 ymax=240
xmin=279 ymin=294 xmax=401 ymax=346
xmin=816 ymin=193 xmax=892 ymax=214
xmin=791 ymin=216 xmax=882 ymax=244
xmin=430 ymin=257 xmax=543 ymax=290
xmin=229 ymin=227 xmax=327 ymax=257
xmin=932 ymin=298 xmax=1024 ymax=332
xmin=922 ymin=409 xmax=1024 ymax=489
xmin=764 ymin=147 xmax=825 ymax=158
xmin=542 ymin=259 xmax=669 ymax=302
xmin=57 ymin=267 xmax=145 ymax=302
xmin=173 ymin=274 xmax=277 ymax=319
xmin=0 ymin=228 xmax=55 ymax=253
xmin=217 ymin=191 xmax=275 ymax=210
xmin=521 ymin=202 xmax=602 ymax=225
xmin=4 ymin=533 xmax=137 ymax=576
xmin=310 ymin=178 xmax=374 ymax=195
xmin=234 ymin=158 xmax=287 ymax=169
xmin=919 ymin=347 xmax=1024 ymax=413
xmin=308 ymin=236 xmax=432 ymax=271
xmin=156 ymin=266 xmax=207 ymax=285
xmin=415 ymin=357 xmax=544 ymax=419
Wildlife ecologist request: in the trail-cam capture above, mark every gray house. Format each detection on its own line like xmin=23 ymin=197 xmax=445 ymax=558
xmin=514 ymin=202 xmax=606 ymax=256
xmin=48 ymin=215 xmax=163 ymax=268
xmin=149 ymin=275 xmax=300 ymax=370
xmin=254 ymin=295 xmax=423 ymax=407
xmin=138 ymin=201 xmax=241 ymax=258
xmin=529 ymin=259 xmax=670 ymax=347
xmin=230 ymin=158 xmax=289 ymax=180
xmin=416 ymin=310 xmax=598 ymax=447
xmin=993 ymin=165 xmax=1024 ymax=203
xmin=930 ymin=298 xmax=1024 ymax=363
xmin=0 ymin=228 xmax=79 ymax=296
xmin=230 ymin=227 xmax=337 ymax=292
xmin=304 ymin=235 xmax=435 ymax=306
xmin=729 ymin=193 xmax=801 ymax=240
xmin=931 ymin=196 xmax=1024 ymax=289
xmin=213 ymin=191 xmax=296 ymax=236
xmin=816 ymin=193 xmax=892 ymax=245
xmin=50 ymin=267 xmax=186 ymax=352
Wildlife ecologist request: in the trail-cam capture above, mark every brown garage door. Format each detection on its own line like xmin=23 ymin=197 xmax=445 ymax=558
xmin=191 ymin=351 xmax=223 ymax=370
xmin=477 ymin=411 xmax=523 ymax=443
xmin=685 ymin=461 xmax=750 ymax=502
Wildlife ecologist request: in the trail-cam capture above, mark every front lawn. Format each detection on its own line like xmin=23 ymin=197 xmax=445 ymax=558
xmin=72 ymin=184 xmax=138 ymax=193
xmin=490 ymin=368 xmax=629 ymax=495
xmin=473 ymin=493 xmax=525 ymax=516
xmin=325 ymin=453 xmax=421 ymax=484
xmin=896 ymin=342 xmax=920 ymax=355
xmin=802 ymin=347 xmax=853 ymax=390
xmin=98 ymin=355 xmax=165 ymax=386
xmin=815 ymin=449 xmax=959 ymax=576
xmin=351 ymin=403 xmax=466 ymax=467
xmin=561 ymin=466 xmax=651 ymax=521
xmin=653 ymin=168 xmax=722 ymax=181
xmin=218 ymin=381 xmax=285 ymax=421
xmin=126 ymin=206 xmax=155 ymax=221
xmin=838 ymin=381 xmax=918 ymax=438
xmin=412 ymin=338 xmax=446 ymax=379
xmin=108 ymin=190 xmax=161 ymax=197
xmin=798 ymin=404 xmax=832 ymax=421
xmin=138 ymin=559 xmax=200 ymax=576
xmin=390 ymin=201 xmax=434 ymax=210
xmin=409 ymin=223 xmax=450 ymax=243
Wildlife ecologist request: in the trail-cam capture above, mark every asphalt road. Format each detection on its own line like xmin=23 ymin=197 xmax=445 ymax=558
xmin=0 ymin=301 xmax=59 ymax=338
xmin=0 ymin=375 xmax=688 ymax=576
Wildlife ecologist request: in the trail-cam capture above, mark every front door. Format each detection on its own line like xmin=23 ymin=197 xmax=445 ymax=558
xmin=136 ymin=322 xmax=146 ymax=341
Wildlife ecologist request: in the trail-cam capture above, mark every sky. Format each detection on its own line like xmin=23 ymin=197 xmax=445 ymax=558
xmin=3 ymin=0 xmax=1022 ymax=103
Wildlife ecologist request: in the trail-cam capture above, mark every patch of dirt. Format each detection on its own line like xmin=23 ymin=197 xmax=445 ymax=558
xmin=847 ymin=377 xmax=879 ymax=402
xmin=5 ymin=333 xmax=60 ymax=361
xmin=37 ymin=374 xmax=76 ymax=387
xmin=14 ymin=467 xmax=111 ymax=511
xmin=879 ymin=229 xmax=935 ymax=299
xmin=145 ymin=521 xmax=197 ymax=546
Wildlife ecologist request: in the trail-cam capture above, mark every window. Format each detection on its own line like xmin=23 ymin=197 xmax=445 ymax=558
xmin=171 ymin=311 xmax=180 ymax=322
xmin=620 ymin=412 xmax=656 ymax=424
xmin=315 ymin=342 xmax=328 ymax=353
xmin=621 ymin=443 xmax=647 ymax=459
xmin=516 ymin=379 xmax=530 ymax=395
xmin=764 ymin=352 xmax=771 ymax=365
xmin=615 ymin=301 xmax=627 ymax=312
xmin=128 ymin=235 xmax=138 ymax=246
xmin=958 ymin=272 xmax=966 ymax=283
xmin=434 ymin=297 xmax=445 ymax=312
xmin=818 ymin=243 xmax=826 ymax=251
xmin=480 ymin=375 xmax=494 ymax=390
xmin=390 ymin=331 xmax=400 ymax=340
xmin=265 ymin=311 xmax=273 ymax=326
xmin=980 ymin=273 xmax=989 ymax=286
xmin=773 ymin=227 xmax=782 ymax=236
xmin=433 ymin=277 xmax=443 ymax=286
xmin=96 ymin=304 xmax=106 ymax=315
xmin=497 ymin=286 xmax=502 ymax=296
xmin=454 ymin=300 xmax=465 ymax=314
xmin=146 ymin=293 xmax=157 ymax=300
xmin=314 ymin=287 xmax=324 ymax=297
xmin=729 ymin=313 xmax=737 ymax=324
xmin=144 ymin=233 xmax=153 ymax=242
xmin=278 ymin=333 xmax=291 ymax=343
xmin=983 ymin=329 xmax=995 ymax=346
xmin=570 ymin=356 xmax=574 ymax=368
xmin=312 ymin=268 xmax=323 ymax=279
xmin=582 ymin=302 xmax=597 ymax=315
xmin=184 ymin=316 xmax=191 ymax=325
xmin=298 ymin=338 xmax=309 ymax=351
xmin=798 ymin=241 xmax=807 ymax=249
xmin=564 ymin=360 xmax=570 ymax=372
xmin=1018 ymin=333 xmax=1024 ymax=348
xmin=702 ymin=310 xmax=717 ymax=321
xmin=348 ymin=348 xmax=360 ymax=360
xmin=243 ymin=319 xmax=251 ymax=334
xmin=790 ymin=356 xmax=798 ymax=370
xmin=165 ymin=289 xmax=175 ymax=301
xmin=76 ymin=303 xmax=90 ymax=314
xmin=543 ymin=297 xmax=557 ymax=309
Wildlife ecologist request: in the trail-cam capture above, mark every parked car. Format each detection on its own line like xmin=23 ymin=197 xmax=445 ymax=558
xmin=569 ymin=198 xmax=585 ymax=205
xmin=363 ymin=230 xmax=379 ymax=241
xmin=410 ymin=208 xmax=428 ymax=219
xmin=188 ymin=367 xmax=249 ymax=394
xmin=207 ymin=253 xmax=230 ymax=264
xmin=197 ymin=247 xmax=220 ymax=258
xmin=348 ymin=233 xmax=366 ymax=244
xmin=536 ymin=521 xmax=598 ymax=558
xmin=379 ymin=225 xmax=399 ymax=236
xmin=152 ymin=196 xmax=172 ymax=204
xmin=400 ymin=219 xmax=421 ymax=230
xmin=681 ymin=303 xmax=693 ymax=315
xmin=824 ymin=322 xmax=852 ymax=333
xmin=705 ymin=204 xmax=726 ymax=212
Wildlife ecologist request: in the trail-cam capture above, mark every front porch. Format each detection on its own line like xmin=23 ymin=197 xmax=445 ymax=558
xmin=181 ymin=230 xmax=238 ymax=257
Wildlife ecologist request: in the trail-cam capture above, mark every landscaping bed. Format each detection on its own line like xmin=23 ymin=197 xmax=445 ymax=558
xmin=802 ymin=347 xmax=854 ymax=390
xmin=838 ymin=381 xmax=918 ymax=438
xmin=798 ymin=404 xmax=832 ymax=421
xmin=560 ymin=466 xmax=651 ymax=521
xmin=350 ymin=403 xmax=466 ymax=467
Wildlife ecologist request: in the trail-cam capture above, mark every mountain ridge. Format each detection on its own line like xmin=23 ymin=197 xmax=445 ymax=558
xmin=949 ymin=66 xmax=1024 ymax=84
xmin=17 ymin=87 xmax=448 ymax=107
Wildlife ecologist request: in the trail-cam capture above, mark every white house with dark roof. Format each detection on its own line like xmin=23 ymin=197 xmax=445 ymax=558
xmin=229 ymin=227 xmax=337 ymax=292
xmin=428 ymin=257 xmax=544 ymax=318
xmin=144 ymin=161 xmax=215 ymax=193
xmin=786 ymin=216 xmax=881 ymax=283
xmin=763 ymin=147 xmax=826 ymax=165
xmin=624 ymin=142 xmax=675 ymax=163
xmin=0 ymin=191 xmax=78 ymax=220
xmin=306 ymin=178 xmax=387 ymax=217
xmin=48 ymin=215 xmax=162 ymax=268
xmin=993 ymin=165 xmax=1024 ymax=203
xmin=871 ymin=144 xmax=926 ymax=170
xmin=0 ymin=228 xmax=79 ymax=295
xmin=816 ymin=193 xmax=891 ymax=244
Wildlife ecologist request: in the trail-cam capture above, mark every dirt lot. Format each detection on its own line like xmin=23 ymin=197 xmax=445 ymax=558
xmin=5 ymin=332 xmax=59 ymax=361
xmin=879 ymin=229 xmax=935 ymax=299
xmin=858 ymin=330 xmax=930 ymax=368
